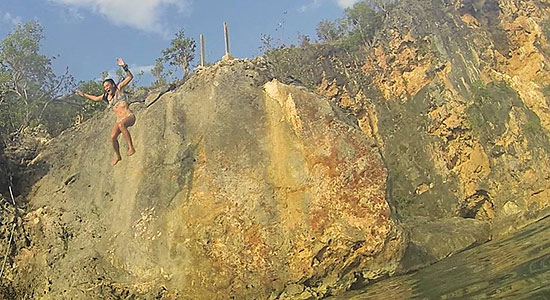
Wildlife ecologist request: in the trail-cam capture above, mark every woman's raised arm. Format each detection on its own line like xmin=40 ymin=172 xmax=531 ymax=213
xmin=117 ymin=58 xmax=133 ymax=91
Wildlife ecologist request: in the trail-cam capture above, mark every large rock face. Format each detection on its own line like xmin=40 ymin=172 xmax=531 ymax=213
xmin=258 ymin=0 xmax=550 ymax=282
xmin=370 ymin=0 xmax=550 ymax=234
xmin=7 ymin=59 xmax=404 ymax=299
xmin=309 ymin=0 xmax=550 ymax=236
xmin=3 ymin=0 xmax=550 ymax=298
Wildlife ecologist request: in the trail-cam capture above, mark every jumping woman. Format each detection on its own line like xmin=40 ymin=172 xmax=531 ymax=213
xmin=76 ymin=58 xmax=135 ymax=166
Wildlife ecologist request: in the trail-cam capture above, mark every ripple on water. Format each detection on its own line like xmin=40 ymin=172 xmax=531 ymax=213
xmin=328 ymin=216 xmax=550 ymax=300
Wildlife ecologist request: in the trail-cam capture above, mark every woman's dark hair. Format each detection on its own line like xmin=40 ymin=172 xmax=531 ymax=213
xmin=103 ymin=78 xmax=117 ymax=88
xmin=102 ymin=78 xmax=117 ymax=102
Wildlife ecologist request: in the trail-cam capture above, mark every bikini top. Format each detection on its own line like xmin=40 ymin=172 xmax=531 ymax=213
xmin=103 ymin=89 xmax=128 ymax=108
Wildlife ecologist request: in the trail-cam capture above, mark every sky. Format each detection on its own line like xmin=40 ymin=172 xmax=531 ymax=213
xmin=0 ymin=0 xmax=359 ymax=85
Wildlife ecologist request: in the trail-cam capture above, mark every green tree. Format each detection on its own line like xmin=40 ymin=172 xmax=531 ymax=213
xmin=340 ymin=1 xmax=381 ymax=46
xmin=152 ymin=57 xmax=171 ymax=86
xmin=259 ymin=34 xmax=274 ymax=54
xmin=161 ymin=29 xmax=196 ymax=77
xmin=370 ymin=0 xmax=397 ymax=16
xmin=316 ymin=20 xmax=343 ymax=42
xmin=0 ymin=21 xmax=73 ymax=134
xmin=298 ymin=34 xmax=312 ymax=47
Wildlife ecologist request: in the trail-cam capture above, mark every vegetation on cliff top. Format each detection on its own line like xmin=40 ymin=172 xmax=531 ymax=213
xmin=0 ymin=0 xmax=392 ymax=139
xmin=264 ymin=0 xmax=396 ymax=91
xmin=0 ymin=22 xmax=197 ymax=139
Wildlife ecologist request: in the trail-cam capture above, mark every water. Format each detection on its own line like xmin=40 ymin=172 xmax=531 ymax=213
xmin=329 ymin=216 xmax=550 ymax=299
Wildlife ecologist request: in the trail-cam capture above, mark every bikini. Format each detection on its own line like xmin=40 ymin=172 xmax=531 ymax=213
xmin=105 ymin=90 xmax=134 ymax=123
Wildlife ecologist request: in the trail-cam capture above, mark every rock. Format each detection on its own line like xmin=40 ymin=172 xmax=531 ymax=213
xmin=4 ymin=0 xmax=550 ymax=298
xmin=399 ymin=216 xmax=491 ymax=272
xmin=314 ymin=0 xmax=550 ymax=233
xmin=13 ymin=60 xmax=405 ymax=299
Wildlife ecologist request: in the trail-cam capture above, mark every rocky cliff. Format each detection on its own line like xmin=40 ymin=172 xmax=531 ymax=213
xmin=0 ymin=59 xmax=405 ymax=299
xmin=304 ymin=0 xmax=550 ymax=238
xmin=265 ymin=0 xmax=550 ymax=286
xmin=1 ymin=0 xmax=550 ymax=299
xmin=356 ymin=0 xmax=550 ymax=233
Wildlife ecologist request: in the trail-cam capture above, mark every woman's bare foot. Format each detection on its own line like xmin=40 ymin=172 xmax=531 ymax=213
xmin=127 ymin=148 xmax=135 ymax=156
xmin=112 ymin=155 xmax=122 ymax=166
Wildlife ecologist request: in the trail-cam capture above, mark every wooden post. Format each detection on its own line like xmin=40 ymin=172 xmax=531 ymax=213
xmin=224 ymin=22 xmax=230 ymax=56
xmin=222 ymin=22 xmax=233 ymax=61
xmin=200 ymin=34 xmax=205 ymax=67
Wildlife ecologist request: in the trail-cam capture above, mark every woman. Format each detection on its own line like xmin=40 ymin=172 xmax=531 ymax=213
xmin=76 ymin=58 xmax=135 ymax=166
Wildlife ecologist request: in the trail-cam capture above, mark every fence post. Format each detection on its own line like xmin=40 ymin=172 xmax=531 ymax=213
xmin=200 ymin=34 xmax=205 ymax=67
xmin=222 ymin=22 xmax=234 ymax=61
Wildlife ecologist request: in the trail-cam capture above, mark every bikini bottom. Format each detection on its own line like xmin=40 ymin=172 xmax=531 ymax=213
xmin=116 ymin=113 xmax=135 ymax=124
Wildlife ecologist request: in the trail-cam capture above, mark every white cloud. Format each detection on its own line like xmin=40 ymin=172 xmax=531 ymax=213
xmin=335 ymin=0 xmax=361 ymax=8
xmin=300 ymin=0 xmax=322 ymax=12
xmin=60 ymin=6 xmax=84 ymax=23
xmin=2 ymin=12 xmax=22 ymax=26
xmin=48 ymin=0 xmax=191 ymax=34
xmin=300 ymin=0 xmax=360 ymax=12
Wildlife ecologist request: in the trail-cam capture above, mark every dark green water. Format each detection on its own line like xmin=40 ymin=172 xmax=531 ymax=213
xmin=330 ymin=216 xmax=550 ymax=299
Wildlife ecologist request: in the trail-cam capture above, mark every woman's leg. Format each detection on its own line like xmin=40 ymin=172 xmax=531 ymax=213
xmin=117 ymin=114 xmax=136 ymax=156
xmin=111 ymin=123 xmax=122 ymax=166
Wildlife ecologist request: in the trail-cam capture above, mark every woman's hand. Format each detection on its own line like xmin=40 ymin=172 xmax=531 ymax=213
xmin=75 ymin=90 xmax=84 ymax=97
xmin=117 ymin=58 xmax=125 ymax=67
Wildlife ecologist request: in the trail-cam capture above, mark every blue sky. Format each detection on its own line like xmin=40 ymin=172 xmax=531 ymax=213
xmin=0 ymin=0 xmax=358 ymax=85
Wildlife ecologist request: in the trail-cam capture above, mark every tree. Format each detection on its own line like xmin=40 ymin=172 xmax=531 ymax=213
xmin=152 ymin=57 xmax=169 ymax=86
xmin=340 ymin=1 xmax=381 ymax=45
xmin=298 ymin=34 xmax=312 ymax=47
xmin=161 ymin=29 xmax=196 ymax=77
xmin=365 ymin=0 xmax=396 ymax=13
xmin=0 ymin=21 xmax=73 ymax=134
xmin=259 ymin=34 xmax=274 ymax=54
xmin=316 ymin=20 xmax=343 ymax=42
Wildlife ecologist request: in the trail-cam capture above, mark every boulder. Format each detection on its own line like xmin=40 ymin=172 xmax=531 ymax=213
xmin=13 ymin=59 xmax=405 ymax=299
